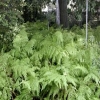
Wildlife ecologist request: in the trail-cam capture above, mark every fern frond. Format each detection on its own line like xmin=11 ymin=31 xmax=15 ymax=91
xmin=84 ymin=73 xmax=100 ymax=85
xmin=72 ymin=65 xmax=88 ymax=76
xmin=67 ymin=84 xmax=76 ymax=100
xmin=40 ymin=67 xmax=68 ymax=90
xmin=77 ymin=95 xmax=86 ymax=100
xmin=11 ymin=58 xmax=32 ymax=80
xmin=95 ymin=87 xmax=100 ymax=98
xmin=92 ymin=97 xmax=100 ymax=100
xmin=53 ymin=31 xmax=63 ymax=46
xmin=14 ymin=89 xmax=32 ymax=100
xmin=76 ymin=85 xmax=92 ymax=100
xmin=65 ymin=43 xmax=77 ymax=56
xmin=24 ymin=38 xmax=36 ymax=55
xmin=13 ymin=27 xmax=28 ymax=50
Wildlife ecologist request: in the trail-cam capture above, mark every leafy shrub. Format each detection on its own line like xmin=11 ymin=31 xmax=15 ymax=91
xmin=0 ymin=0 xmax=24 ymax=52
xmin=0 ymin=22 xmax=100 ymax=100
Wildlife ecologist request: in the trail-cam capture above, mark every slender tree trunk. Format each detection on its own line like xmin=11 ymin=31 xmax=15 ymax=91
xmin=58 ymin=0 xmax=68 ymax=28
xmin=56 ymin=0 xmax=60 ymax=25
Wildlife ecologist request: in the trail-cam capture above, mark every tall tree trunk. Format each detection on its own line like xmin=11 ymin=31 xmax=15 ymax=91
xmin=58 ymin=0 xmax=68 ymax=28
xmin=56 ymin=0 xmax=60 ymax=25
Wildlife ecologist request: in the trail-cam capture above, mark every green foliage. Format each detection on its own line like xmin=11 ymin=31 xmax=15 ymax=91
xmin=23 ymin=0 xmax=51 ymax=21
xmin=69 ymin=0 xmax=99 ymax=21
xmin=0 ymin=0 xmax=24 ymax=28
xmin=0 ymin=0 xmax=24 ymax=52
xmin=0 ymin=22 xmax=100 ymax=100
xmin=93 ymin=26 xmax=100 ymax=43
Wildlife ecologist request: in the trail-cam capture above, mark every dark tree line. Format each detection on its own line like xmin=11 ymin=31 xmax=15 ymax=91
xmin=22 ymin=0 xmax=100 ymax=28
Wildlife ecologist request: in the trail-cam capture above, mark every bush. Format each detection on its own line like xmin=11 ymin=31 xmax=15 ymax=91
xmin=0 ymin=0 xmax=24 ymax=52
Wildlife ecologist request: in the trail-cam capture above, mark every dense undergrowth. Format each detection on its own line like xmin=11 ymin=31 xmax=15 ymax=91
xmin=0 ymin=21 xmax=100 ymax=100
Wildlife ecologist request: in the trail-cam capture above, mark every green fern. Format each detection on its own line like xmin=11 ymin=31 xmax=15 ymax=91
xmin=0 ymin=22 xmax=100 ymax=100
